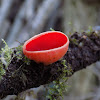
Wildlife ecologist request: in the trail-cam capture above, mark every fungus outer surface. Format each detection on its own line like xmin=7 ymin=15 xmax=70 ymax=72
xmin=23 ymin=31 xmax=69 ymax=65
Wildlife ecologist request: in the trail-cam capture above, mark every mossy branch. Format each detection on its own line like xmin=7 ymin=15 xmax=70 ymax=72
xmin=0 ymin=31 xmax=100 ymax=99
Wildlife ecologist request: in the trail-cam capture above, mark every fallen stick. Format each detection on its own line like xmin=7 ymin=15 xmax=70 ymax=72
xmin=0 ymin=31 xmax=100 ymax=99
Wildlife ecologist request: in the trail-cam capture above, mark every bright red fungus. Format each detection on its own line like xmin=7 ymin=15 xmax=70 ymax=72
xmin=23 ymin=31 xmax=69 ymax=65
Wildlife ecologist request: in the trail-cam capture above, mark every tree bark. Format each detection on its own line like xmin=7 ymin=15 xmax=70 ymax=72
xmin=0 ymin=32 xmax=100 ymax=99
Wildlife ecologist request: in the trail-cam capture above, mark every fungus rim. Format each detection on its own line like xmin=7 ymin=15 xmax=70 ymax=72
xmin=23 ymin=31 xmax=69 ymax=53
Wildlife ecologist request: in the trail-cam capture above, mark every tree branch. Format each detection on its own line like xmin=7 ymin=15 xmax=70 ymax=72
xmin=0 ymin=32 xmax=100 ymax=99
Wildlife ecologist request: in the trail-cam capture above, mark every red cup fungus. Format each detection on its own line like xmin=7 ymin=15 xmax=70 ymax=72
xmin=23 ymin=31 xmax=69 ymax=65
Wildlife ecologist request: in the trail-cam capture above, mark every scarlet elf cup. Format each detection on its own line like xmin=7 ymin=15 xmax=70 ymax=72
xmin=23 ymin=31 xmax=69 ymax=65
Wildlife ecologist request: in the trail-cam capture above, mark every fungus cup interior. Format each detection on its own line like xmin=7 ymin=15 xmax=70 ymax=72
xmin=25 ymin=31 xmax=68 ymax=52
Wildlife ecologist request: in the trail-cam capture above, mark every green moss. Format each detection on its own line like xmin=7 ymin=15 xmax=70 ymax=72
xmin=0 ymin=39 xmax=13 ymax=80
xmin=0 ymin=40 xmax=30 ymax=80
xmin=86 ymin=26 xmax=94 ymax=36
xmin=70 ymin=38 xmax=78 ymax=45
xmin=14 ymin=45 xmax=30 ymax=65
xmin=46 ymin=60 xmax=72 ymax=100
xmin=50 ymin=28 xmax=55 ymax=31
xmin=0 ymin=39 xmax=13 ymax=67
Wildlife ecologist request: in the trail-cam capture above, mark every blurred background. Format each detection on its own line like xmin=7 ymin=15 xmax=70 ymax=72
xmin=0 ymin=0 xmax=100 ymax=100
